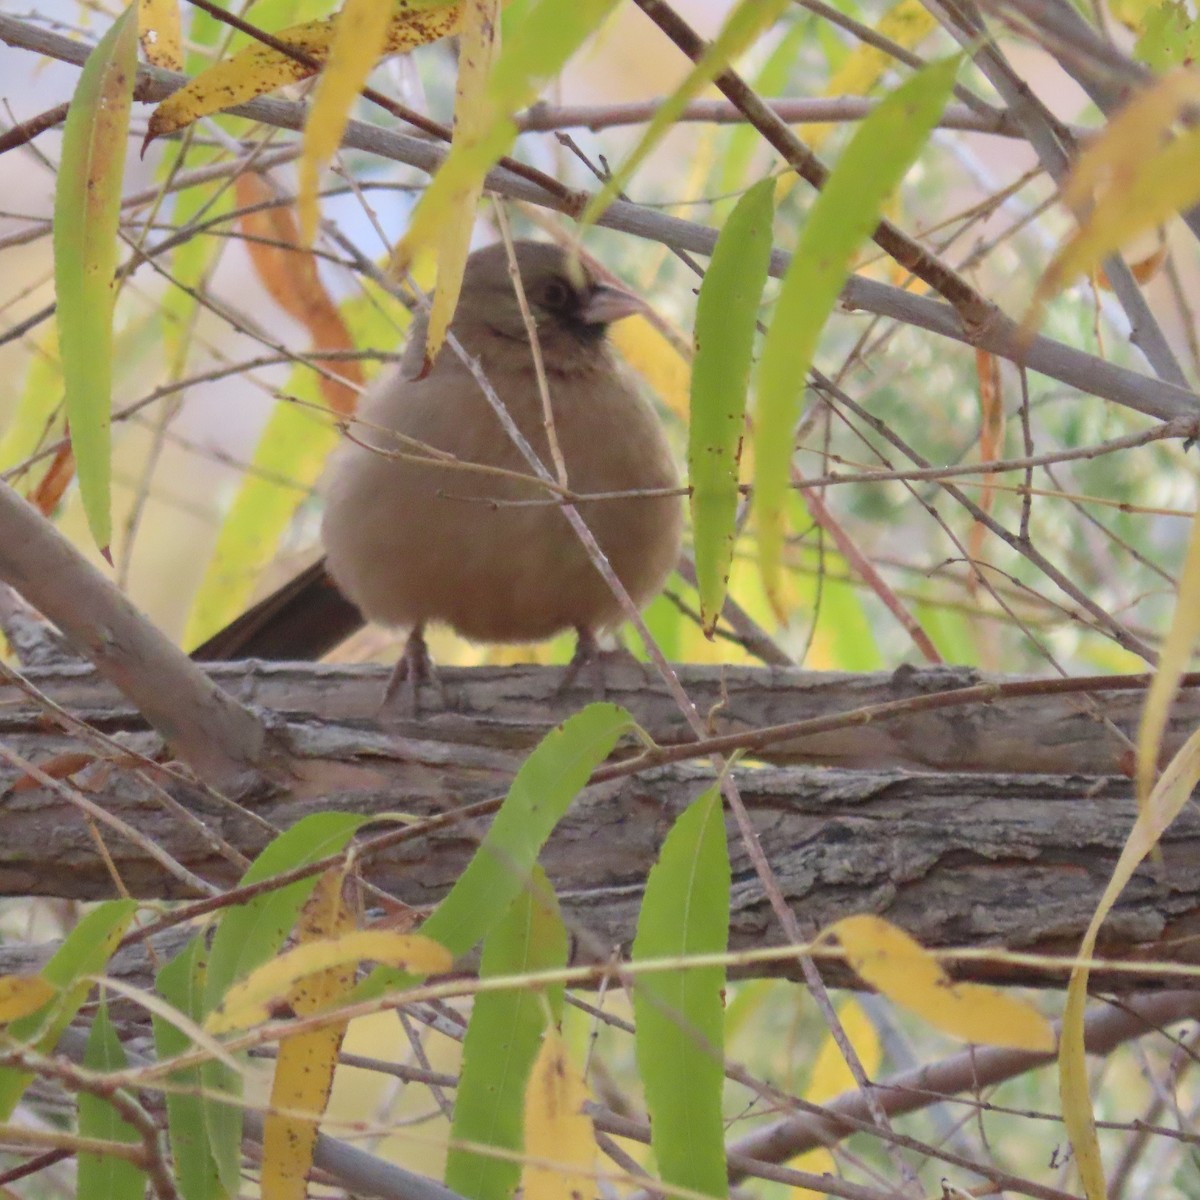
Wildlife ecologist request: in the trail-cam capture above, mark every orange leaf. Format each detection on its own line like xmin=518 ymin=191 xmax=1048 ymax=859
xmin=968 ymin=349 xmax=1004 ymax=592
xmin=234 ymin=172 xmax=362 ymax=416
xmin=27 ymin=441 xmax=77 ymax=516
xmin=1096 ymin=242 xmax=1168 ymax=288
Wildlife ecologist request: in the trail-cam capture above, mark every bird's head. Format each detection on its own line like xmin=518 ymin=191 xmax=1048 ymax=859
xmin=457 ymin=240 xmax=645 ymax=348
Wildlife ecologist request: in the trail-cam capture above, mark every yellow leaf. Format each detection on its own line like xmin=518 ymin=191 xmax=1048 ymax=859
xmin=830 ymin=915 xmax=1055 ymax=1052
xmin=138 ymin=0 xmax=181 ymax=69
xmin=420 ymin=0 xmax=503 ymax=372
xmin=207 ymin=930 xmax=451 ymax=1033
xmin=299 ymin=0 xmax=399 ymax=244
xmin=1108 ymin=0 xmax=1160 ymax=27
xmin=1025 ymin=72 xmax=1200 ymax=336
xmin=262 ymin=869 xmax=357 ymax=1200
xmin=1064 ymin=70 xmax=1200 ymax=218
xmin=1060 ymin=710 xmax=1200 ymax=1200
xmin=787 ymin=996 xmax=881 ymax=1198
xmin=1050 ymin=126 xmax=1200 ymax=280
xmin=804 ymin=997 xmax=880 ymax=1102
xmin=609 ymin=315 xmax=691 ymax=422
xmin=145 ymin=2 xmax=464 ymax=147
xmin=805 ymin=0 xmax=938 ymax=153
xmin=1137 ymin=508 xmax=1200 ymax=804
xmin=1059 ymin=976 xmax=1104 ymax=1200
xmin=522 ymin=1029 xmax=596 ymax=1200
xmin=0 ymin=976 xmax=56 ymax=1025
xmin=289 ymin=866 xmax=361 ymax=1017
xmin=789 ymin=1147 xmax=835 ymax=1200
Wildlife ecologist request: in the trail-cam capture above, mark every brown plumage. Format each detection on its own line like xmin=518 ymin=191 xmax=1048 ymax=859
xmin=321 ymin=240 xmax=683 ymax=691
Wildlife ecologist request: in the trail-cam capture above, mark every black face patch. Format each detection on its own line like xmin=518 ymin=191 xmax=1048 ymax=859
xmin=536 ymin=276 xmax=607 ymax=344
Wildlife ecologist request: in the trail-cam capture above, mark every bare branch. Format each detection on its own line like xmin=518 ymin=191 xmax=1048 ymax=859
xmin=729 ymin=991 xmax=1200 ymax=1164
xmin=0 ymin=483 xmax=279 ymax=793
xmin=1 ymin=13 xmax=1197 ymax=424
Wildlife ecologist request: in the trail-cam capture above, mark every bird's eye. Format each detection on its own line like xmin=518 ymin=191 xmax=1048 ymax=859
xmin=542 ymin=278 xmax=573 ymax=311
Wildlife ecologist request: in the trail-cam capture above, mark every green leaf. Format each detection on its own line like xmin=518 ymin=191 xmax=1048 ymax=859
xmin=420 ymin=703 xmax=628 ymax=957
xmin=52 ymin=3 xmax=138 ymax=556
xmin=0 ymin=328 xmax=62 ymax=476
xmin=689 ymin=177 xmax=775 ymax=635
xmin=0 ymin=899 xmax=137 ymax=1120
xmin=753 ymin=55 xmax=960 ymax=605
xmin=359 ymin=703 xmax=630 ymax=998
xmin=446 ymin=866 xmax=568 ymax=1200
xmin=161 ymin=174 xmax=227 ymax=372
xmin=581 ymin=0 xmax=788 ymax=226
xmin=639 ymin=574 xmax=684 ymax=661
xmin=1135 ymin=1 xmax=1200 ymax=70
xmin=78 ymin=996 xmax=147 ymax=1200
xmin=154 ymin=940 xmax=226 ymax=1200
xmin=792 ymin=530 xmax=882 ymax=670
xmin=633 ymin=785 xmax=730 ymax=1199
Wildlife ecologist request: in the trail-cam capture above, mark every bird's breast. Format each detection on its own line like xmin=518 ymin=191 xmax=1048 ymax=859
xmin=321 ymin=348 xmax=682 ymax=641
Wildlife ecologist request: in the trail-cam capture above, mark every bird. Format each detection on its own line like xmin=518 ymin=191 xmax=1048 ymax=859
xmin=319 ymin=238 xmax=684 ymax=704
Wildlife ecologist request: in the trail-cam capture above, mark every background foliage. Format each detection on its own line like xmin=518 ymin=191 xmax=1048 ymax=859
xmin=2 ymin=0 xmax=1200 ymax=1197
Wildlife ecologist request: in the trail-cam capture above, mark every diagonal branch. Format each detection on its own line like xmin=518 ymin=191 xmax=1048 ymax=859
xmin=924 ymin=0 xmax=1188 ymax=386
xmin=0 ymin=483 xmax=280 ymax=794
xmin=727 ymin=990 xmax=1200 ymax=1166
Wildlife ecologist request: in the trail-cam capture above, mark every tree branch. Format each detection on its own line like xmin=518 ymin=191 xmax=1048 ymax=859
xmin=0 ymin=484 xmax=279 ymax=794
xmin=728 ymin=990 xmax=1200 ymax=1165
xmin=1 ymin=13 xmax=1197 ymax=423
xmin=3 ymin=662 xmax=1200 ymax=989
xmin=512 ymin=96 xmax=1030 ymax=136
xmin=11 ymin=660 xmax=1198 ymax=775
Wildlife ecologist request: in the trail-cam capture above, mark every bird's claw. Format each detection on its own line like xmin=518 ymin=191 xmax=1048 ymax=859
xmin=556 ymin=627 xmax=647 ymax=699
xmin=380 ymin=626 xmax=446 ymax=717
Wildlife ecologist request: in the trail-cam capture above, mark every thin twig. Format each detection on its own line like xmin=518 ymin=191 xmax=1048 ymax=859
xmin=1 ymin=13 xmax=1195 ymax=424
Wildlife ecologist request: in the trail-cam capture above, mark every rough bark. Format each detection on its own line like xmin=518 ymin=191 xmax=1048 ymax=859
xmin=3 ymin=661 xmax=1198 ymax=989
xmin=4 ymin=658 xmax=1195 ymax=772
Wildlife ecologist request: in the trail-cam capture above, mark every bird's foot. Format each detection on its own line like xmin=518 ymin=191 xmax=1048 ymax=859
xmin=380 ymin=626 xmax=445 ymax=717
xmin=556 ymin=627 xmax=646 ymax=699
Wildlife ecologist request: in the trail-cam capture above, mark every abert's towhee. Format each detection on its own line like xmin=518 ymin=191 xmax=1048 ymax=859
xmin=319 ymin=239 xmax=683 ymax=696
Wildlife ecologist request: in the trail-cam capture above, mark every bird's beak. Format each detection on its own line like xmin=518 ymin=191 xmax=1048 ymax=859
xmin=579 ymin=282 xmax=645 ymax=325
